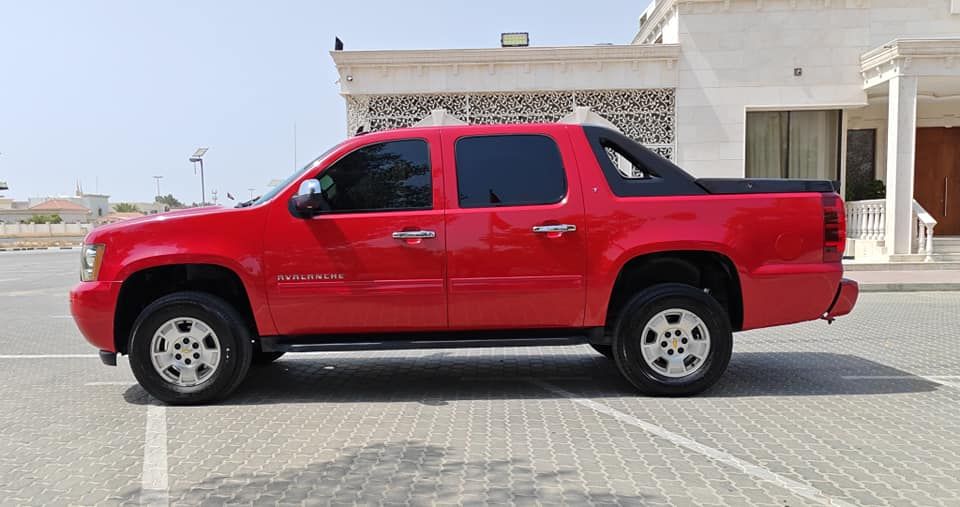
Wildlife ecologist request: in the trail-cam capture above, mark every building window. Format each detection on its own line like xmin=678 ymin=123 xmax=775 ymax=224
xmin=845 ymin=129 xmax=882 ymax=201
xmin=745 ymin=110 xmax=841 ymax=181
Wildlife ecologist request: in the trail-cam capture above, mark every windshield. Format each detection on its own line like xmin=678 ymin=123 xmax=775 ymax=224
xmin=243 ymin=142 xmax=343 ymax=207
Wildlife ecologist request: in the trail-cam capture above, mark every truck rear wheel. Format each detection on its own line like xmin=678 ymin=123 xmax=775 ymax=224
xmin=128 ymin=291 xmax=253 ymax=405
xmin=613 ymin=283 xmax=731 ymax=396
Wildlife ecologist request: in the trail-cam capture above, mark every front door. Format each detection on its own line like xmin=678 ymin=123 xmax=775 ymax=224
xmin=442 ymin=129 xmax=587 ymax=330
xmin=915 ymin=127 xmax=960 ymax=235
xmin=263 ymin=134 xmax=447 ymax=335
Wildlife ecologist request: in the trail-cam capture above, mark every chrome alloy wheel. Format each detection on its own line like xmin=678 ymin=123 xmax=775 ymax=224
xmin=150 ymin=317 xmax=221 ymax=387
xmin=638 ymin=308 xmax=711 ymax=378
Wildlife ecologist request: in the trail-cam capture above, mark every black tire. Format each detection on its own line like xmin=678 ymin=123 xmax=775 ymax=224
xmin=590 ymin=344 xmax=615 ymax=360
xmin=252 ymin=351 xmax=285 ymax=365
xmin=613 ymin=283 xmax=732 ymax=396
xmin=128 ymin=291 xmax=253 ymax=405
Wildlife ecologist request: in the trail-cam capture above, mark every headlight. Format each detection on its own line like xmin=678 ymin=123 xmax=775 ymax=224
xmin=80 ymin=244 xmax=105 ymax=282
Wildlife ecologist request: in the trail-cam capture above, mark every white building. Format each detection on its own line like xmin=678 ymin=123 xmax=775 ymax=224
xmin=0 ymin=198 xmax=92 ymax=224
xmin=27 ymin=192 xmax=111 ymax=220
xmin=76 ymin=193 xmax=110 ymax=219
xmin=132 ymin=201 xmax=169 ymax=215
xmin=330 ymin=0 xmax=960 ymax=262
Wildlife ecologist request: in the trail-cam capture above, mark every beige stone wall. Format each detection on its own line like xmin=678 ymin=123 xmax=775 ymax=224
xmin=332 ymin=45 xmax=681 ymax=158
xmin=672 ymin=0 xmax=960 ymax=178
xmin=0 ymin=223 xmax=92 ymax=238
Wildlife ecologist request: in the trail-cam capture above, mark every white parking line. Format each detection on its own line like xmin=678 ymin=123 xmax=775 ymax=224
xmin=461 ymin=376 xmax=594 ymax=381
xmin=141 ymin=403 xmax=169 ymax=506
xmin=529 ymin=379 xmax=854 ymax=507
xmin=842 ymin=375 xmax=960 ymax=388
xmin=0 ymin=287 xmax=74 ymax=297
xmin=0 ymin=354 xmax=98 ymax=359
xmin=85 ymin=381 xmax=134 ymax=386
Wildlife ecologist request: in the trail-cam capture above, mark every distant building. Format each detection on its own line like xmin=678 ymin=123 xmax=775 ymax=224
xmin=0 ymin=197 xmax=92 ymax=223
xmin=132 ymin=202 xmax=168 ymax=215
xmin=96 ymin=211 xmax=145 ymax=225
xmin=27 ymin=199 xmax=92 ymax=223
xmin=19 ymin=191 xmax=110 ymax=220
xmin=77 ymin=193 xmax=110 ymax=218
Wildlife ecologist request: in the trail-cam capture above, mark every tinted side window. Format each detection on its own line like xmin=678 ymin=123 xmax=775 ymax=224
xmin=455 ymin=135 xmax=566 ymax=208
xmin=316 ymin=139 xmax=431 ymax=213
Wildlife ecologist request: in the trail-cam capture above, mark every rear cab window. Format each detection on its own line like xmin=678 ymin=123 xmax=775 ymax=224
xmin=454 ymin=135 xmax=567 ymax=208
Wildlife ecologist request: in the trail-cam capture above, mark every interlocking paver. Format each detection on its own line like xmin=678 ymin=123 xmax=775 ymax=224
xmin=2 ymin=250 xmax=960 ymax=505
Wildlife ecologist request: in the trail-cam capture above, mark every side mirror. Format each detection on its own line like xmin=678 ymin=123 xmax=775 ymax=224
xmin=289 ymin=179 xmax=324 ymax=218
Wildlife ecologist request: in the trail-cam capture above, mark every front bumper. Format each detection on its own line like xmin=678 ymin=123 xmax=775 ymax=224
xmin=824 ymin=278 xmax=859 ymax=320
xmin=70 ymin=281 xmax=121 ymax=352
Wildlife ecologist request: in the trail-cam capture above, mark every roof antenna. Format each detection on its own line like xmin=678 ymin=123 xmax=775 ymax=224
xmin=334 ymin=37 xmax=344 ymax=51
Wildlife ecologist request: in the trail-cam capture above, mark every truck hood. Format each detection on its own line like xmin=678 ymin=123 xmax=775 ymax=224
xmin=84 ymin=206 xmax=232 ymax=241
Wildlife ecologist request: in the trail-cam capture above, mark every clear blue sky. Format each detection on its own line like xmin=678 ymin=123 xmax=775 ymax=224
xmin=0 ymin=0 xmax=648 ymax=204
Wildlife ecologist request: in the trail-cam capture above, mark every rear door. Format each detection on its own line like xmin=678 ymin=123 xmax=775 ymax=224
xmin=263 ymin=132 xmax=446 ymax=335
xmin=442 ymin=127 xmax=587 ymax=330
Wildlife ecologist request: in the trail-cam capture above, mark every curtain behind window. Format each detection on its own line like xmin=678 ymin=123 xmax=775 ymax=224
xmin=745 ymin=111 xmax=788 ymax=178
xmin=788 ymin=110 xmax=839 ymax=180
xmin=746 ymin=110 xmax=840 ymax=180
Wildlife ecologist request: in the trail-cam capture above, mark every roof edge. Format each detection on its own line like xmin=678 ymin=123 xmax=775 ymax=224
xmin=330 ymin=44 xmax=680 ymax=68
xmin=861 ymin=37 xmax=960 ymax=72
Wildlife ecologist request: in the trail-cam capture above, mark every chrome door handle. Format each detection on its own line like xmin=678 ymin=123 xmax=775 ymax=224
xmin=532 ymin=224 xmax=577 ymax=234
xmin=392 ymin=230 xmax=436 ymax=240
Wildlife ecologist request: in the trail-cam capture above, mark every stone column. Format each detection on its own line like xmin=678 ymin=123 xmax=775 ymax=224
xmin=884 ymin=74 xmax=918 ymax=256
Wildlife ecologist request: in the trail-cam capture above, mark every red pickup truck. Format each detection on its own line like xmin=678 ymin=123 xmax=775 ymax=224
xmin=70 ymin=124 xmax=858 ymax=404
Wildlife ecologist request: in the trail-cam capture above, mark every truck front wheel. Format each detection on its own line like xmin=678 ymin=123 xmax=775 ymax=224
xmin=613 ymin=283 xmax=732 ymax=396
xmin=128 ymin=291 xmax=253 ymax=405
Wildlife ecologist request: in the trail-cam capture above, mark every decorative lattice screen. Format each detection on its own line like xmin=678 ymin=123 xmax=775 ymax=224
xmin=346 ymin=89 xmax=675 ymax=160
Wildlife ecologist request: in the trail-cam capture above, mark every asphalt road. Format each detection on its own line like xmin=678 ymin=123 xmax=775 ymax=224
xmin=1 ymin=250 xmax=958 ymax=506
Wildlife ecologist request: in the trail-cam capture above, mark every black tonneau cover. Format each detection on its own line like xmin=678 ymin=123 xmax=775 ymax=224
xmin=580 ymin=126 xmax=837 ymax=197
xmin=696 ymin=178 xmax=836 ymax=194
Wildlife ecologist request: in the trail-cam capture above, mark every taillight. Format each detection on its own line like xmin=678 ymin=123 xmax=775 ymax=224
xmin=822 ymin=193 xmax=846 ymax=262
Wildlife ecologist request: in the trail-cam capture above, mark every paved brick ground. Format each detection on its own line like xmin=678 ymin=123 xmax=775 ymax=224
xmin=1 ymin=250 xmax=959 ymax=506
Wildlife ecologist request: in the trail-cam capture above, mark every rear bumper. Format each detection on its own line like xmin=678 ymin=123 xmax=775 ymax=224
xmin=70 ymin=281 xmax=120 ymax=352
xmin=824 ymin=278 xmax=859 ymax=320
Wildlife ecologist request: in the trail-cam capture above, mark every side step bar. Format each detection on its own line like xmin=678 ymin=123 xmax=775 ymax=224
xmin=261 ymin=334 xmax=594 ymax=353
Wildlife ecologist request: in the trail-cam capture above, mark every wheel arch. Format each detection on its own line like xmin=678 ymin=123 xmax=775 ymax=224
xmin=113 ymin=263 xmax=261 ymax=354
xmin=604 ymin=249 xmax=743 ymax=332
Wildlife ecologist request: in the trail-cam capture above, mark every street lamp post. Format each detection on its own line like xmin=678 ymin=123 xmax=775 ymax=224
xmin=152 ymin=175 xmax=163 ymax=199
xmin=189 ymin=148 xmax=208 ymax=205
